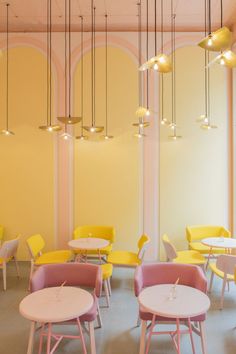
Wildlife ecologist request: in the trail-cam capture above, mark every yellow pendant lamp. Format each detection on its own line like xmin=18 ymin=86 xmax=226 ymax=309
xmin=39 ymin=0 xmax=61 ymax=132
xmin=198 ymin=0 xmax=232 ymax=52
xmin=83 ymin=2 xmax=104 ymax=134
xmin=1 ymin=4 xmax=14 ymax=136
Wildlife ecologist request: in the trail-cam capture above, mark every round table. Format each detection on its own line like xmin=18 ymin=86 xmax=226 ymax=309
xmin=68 ymin=238 xmax=109 ymax=263
xmin=19 ymin=286 xmax=93 ymax=354
xmin=201 ymin=237 xmax=236 ymax=268
xmin=138 ymin=284 xmax=210 ymax=354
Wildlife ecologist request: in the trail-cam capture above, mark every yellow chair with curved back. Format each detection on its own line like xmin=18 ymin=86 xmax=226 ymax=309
xmin=162 ymin=234 xmax=205 ymax=267
xmin=107 ymin=234 xmax=150 ymax=267
xmin=0 ymin=225 xmax=4 ymax=246
xmin=186 ymin=225 xmax=231 ymax=255
xmin=73 ymin=226 xmax=115 ymax=259
xmin=26 ymin=234 xmax=73 ymax=285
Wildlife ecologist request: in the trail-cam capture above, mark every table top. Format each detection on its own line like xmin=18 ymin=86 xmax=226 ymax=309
xmin=68 ymin=237 xmax=109 ymax=250
xmin=201 ymin=237 xmax=236 ymax=249
xmin=19 ymin=286 xmax=93 ymax=323
xmin=138 ymin=284 xmax=210 ymax=319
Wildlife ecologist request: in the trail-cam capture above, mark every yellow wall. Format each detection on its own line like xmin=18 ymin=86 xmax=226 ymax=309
xmin=0 ymin=47 xmax=55 ymax=260
xmin=160 ymin=45 xmax=228 ymax=258
xmin=73 ymin=46 xmax=141 ymax=251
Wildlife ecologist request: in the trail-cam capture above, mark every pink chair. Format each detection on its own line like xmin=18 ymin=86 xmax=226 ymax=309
xmin=30 ymin=263 xmax=102 ymax=354
xmin=134 ymin=263 xmax=208 ymax=354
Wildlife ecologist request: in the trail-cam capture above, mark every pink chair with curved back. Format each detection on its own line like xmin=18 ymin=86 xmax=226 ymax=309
xmin=134 ymin=263 xmax=208 ymax=354
xmin=30 ymin=263 xmax=102 ymax=354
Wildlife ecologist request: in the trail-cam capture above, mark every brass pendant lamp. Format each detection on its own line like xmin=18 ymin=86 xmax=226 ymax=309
xmin=140 ymin=0 xmax=172 ymax=73
xmin=101 ymin=15 xmax=113 ymax=140
xmin=168 ymin=1 xmax=181 ymax=140
xmin=76 ymin=16 xmax=88 ymax=141
xmin=133 ymin=1 xmax=149 ymax=136
xmin=198 ymin=0 xmax=232 ymax=52
xmin=58 ymin=0 xmax=81 ymax=140
xmin=1 ymin=4 xmax=14 ymax=136
xmin=83 ymin=2 xmax=104 ymax=133
xmin=39 ymin=0 xmax=61 ymax=132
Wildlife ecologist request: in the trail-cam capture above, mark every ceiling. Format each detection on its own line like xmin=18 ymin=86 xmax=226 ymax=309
xmin=0 ymin=0 xmax=236 ymax=33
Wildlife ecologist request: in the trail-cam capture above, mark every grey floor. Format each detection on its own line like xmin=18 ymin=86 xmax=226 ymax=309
xmin=0 ymin=262 xmax=236 ymax=354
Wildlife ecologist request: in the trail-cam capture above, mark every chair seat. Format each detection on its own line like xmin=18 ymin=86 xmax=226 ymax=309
xmin=209 ymin=263 xmax=234 ymax=281
xmin=107 ymin=251 xmax=141 ymax=266
xmin=101 ymin=264 xmax=113 ymax=280
xmin=173 ymin=250 xmax=205 ymax=265
xmin=73 ymin=244 xmax=112 ymax=256
xmin=139 ymin=306 xmax=205 ymax=322
xmin=189 ymin=242 xmax=227 ymax=254
xmin=34 ymin=250 xmax=73 ymax=265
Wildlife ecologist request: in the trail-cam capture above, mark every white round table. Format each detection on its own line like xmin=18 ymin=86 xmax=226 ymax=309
xmin=19 ymin=287 xmax=93 ymax=354
xmin=201 ymin=237 xmax=236 ymax=268
xmin=68 ymin=238 xmax=109 ymax=263
xmin=138 ymin=284 xmax=210 ymax=354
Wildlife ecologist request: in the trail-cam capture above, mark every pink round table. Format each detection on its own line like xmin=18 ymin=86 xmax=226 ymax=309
xmin=201 ymin=237 xmax=236 ymax=268
xmin=68 ymin=237 xmax=109 ymax=263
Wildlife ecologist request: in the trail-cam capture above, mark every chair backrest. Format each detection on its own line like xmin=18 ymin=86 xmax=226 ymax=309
xmin=0 ymin=225 xmax=4 ymax=245
xmin=137 ymin=234 xmax=150 ymax=261
xmin=162 ymin=234 xmax=178 ymax=261
xmin=30 ymin=263 xmax=102 ymax=297
xmin=0 ymin=237 xmax=19 ymax=260
xmin=134 ymin=262 xmax=207 ymax=297
xmin=186 ymin=225 xmax=231 ymax=243
xmin=216 ymin=254 xmax=236 ymax=276
xmin=73 ymin=226 xmax=115 ymax=244
xmin=26 ymin=234 xmax=45 ymax=259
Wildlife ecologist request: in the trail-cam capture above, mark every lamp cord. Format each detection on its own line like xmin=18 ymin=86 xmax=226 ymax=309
xmin=138 ymin=2 xmax=142 ymax=106
xmin=80 ymin=16 xmax=83 ymax=133
xmin=68 ymin=0 xmax=71 ymax=118
xmin=91 ymin=0 xmax=94 ymax=126
xmin=171 ymin=0 xmax=174 ymax=125
xmin=208 ymin=0 xmax=211 ymax=34
xmin=64 ymin=0 xmax=67 ymax=121
xmin=146 ymin=0 xmax=149 ymax=110
xmin=49 ymin=0 xmax=52 ymax=126
xmin=220 ymin=0 xmax=223 ymax=28
xmin=93 ymin=6 xmax=96 ymax=126
xmin=204 ymin=0 xmax=208 ymax=118
xmin=105 ymin=14 xmax=108 ymax=136
xmin=160 ymin=0 xmax=164 ymax=121
xmin=47 ymin=0 xmax=49 ymax=125
xmin=6 ymin=3 xmax=9 ymax=131
xmin=154 ymin=0 xmax=157 ymax=55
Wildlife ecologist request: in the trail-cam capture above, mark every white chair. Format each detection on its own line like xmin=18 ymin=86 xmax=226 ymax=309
xmin=0 ymin=236 xmax=20 ymax=290
xmin=209 ymin=254 xmax=236 ymax=309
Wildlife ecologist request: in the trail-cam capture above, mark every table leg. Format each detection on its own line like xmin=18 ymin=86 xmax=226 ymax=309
xmin=176 ymin=318 xmax=181 ymax=354
xmin=187 ymin=318 xmax=196 ymax=354
xmin=145 ymin=314 xmax=156 ymax=354
xmin=38 ymin=323 xmax=45 ymax=354
xmin=27 ymin=321 xmax=36 ymax=354
xmin=139 ymin=320 xmax=147 ymax=354
xmin=205 ymin=247 xmax=213 ymax=270
xmin=46 ymin=323 xmax=52 ymax=354
xmin=77 ymin=318 xmax=87 ymax=354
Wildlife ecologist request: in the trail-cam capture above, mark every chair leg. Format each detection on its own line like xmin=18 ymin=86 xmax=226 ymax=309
xmin=104 ymin=279 xmax=110 ymax=307
xmin=220 ymin=277 xmax=227 ymax=310
xmin=136 ymin=314 xmax=141 ymax=327
xmin=27 ymin=321 xmax=36 ymax=354
xmin=76 ymin=319 xmax=87 ymax=354
xmin=3 ymin=262 xmax=6 ymax=290
xmin=187 ymin=318 xmax=196 ymax=354
xmin=28 ymin=261 xmax=34 ymax=291
xmin=208 ymin=271 xmax=214 ymax=293
xmin=199 ymin=322 xmax=207 ymax=354
xmin=14 ymin=256 xmax=20 ymax=278
xmin=88 ymin=321 xmax=96 ymax=354
xmin=97 ymin=303 xmax=102 ymax=328
xmin=139 ymin=320 xmax=147 ymax=354
xmin=107 ymin=277 xmax=112 ymax=296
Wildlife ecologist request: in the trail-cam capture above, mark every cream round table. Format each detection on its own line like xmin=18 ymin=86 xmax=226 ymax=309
xmin=138 ymin=284 xmax=210 ymax=354
xmin=19 ymin=286 xmax=93 ymax=354
xmin=68 ymin=238 xmax=109 ymax=263
xmin=201 ymin=237 xmax=236 ymax=268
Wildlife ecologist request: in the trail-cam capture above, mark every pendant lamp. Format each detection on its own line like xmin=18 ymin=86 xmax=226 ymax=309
xmin=76 ymin=16 xmax=88 ymax=140
xmin=58 ymin=0 xmax=81 ymax=139
xmin=39 ymin=0 xmax=61 ymax=132
xmin=133 ymin=1 xmax=149 ymax=135
xmin=140 ymin=0 xmax=172 ymax=73
xmin=1 ymin=3 xmax=14 ymax=136
xmin=83 ymin=2 xmax=104 ymax=133
xmin=168 ymin=1 xmax=181 ymax=140
xmin=101 ymin=15 xmax=113 ymax=140
xmin=198 ymin=0 xmax=232 ymax=52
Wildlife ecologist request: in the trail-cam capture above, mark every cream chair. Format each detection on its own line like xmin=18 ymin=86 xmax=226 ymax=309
xmin=107 ymin=234 xmax=150 ymax=267
xmin=186 ymin=225 xmax=231 ymax=254
xmin=209 ymin=254 xmax=236 ymax=309
xmin=0 ymin=236 xmax=20 ymax=290
xmin=162 ymin=234 xmax=205 ymax=267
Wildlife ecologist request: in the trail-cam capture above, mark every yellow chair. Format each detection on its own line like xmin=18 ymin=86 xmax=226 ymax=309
xmin=162 ymin=234 xmax=205 ymax=266
xmin=0 ymin=225 xmax=4 ymax=246
xmin=26 ymin=234 xmax=73 ymax=284
xmin=107 ymin=234 xmax=150 ymax=267
xmin=186 ymin=225 xmax=231 ymax=255
xmin=101 ymin=263 xmax=113 ymax=307
xmin=0 ymin=236 xmax=20 ymax=290
xmin=73 ymin=226 xmax=115 ymax=259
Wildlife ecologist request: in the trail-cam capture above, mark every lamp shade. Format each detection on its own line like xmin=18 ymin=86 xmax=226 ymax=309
xmin=57 ymin=116 xmax=82 ymax=124
xmin=198 ymin=26 xmax=232 ymax=52
xmin=208 ymin=50 xmax=236 ymax=68
xmin=140 ymin=53 xmax=172 ymax=73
